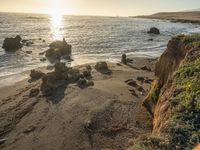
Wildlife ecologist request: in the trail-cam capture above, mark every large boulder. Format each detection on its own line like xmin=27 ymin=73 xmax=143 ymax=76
xmin=41 ymin=72 xmax=66 ymax=96
xmin=30 ymin=70 xmax=45 ymax=80
xmin=147 ymin=27 xmax=160 ymax=35
xmin=95 ymin=62 xmax=112 ymax=74
xmin=2 ymin=35 xmax=23 ymax=51
xmin=45 ymin=38 xmax=72 ymax=62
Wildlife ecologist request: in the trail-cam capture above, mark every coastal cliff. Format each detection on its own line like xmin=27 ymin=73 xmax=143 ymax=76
xmin=142 ymin=34 xmax=200 ymax=149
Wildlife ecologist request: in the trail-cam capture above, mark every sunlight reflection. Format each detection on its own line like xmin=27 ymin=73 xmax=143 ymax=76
xmin=50 ymin=12 xmax=64 ymax=40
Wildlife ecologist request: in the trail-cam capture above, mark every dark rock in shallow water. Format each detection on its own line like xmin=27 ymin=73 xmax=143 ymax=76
xmin=121 ymin=54 xmax=127 ymax=64
xmin=2 ymin=35 xmax=23 ymax=51
xmin=45 ymin=38 xmax=72 ymax=62
xmin=147 ymin=27 xmax=160 ymax=35
xmin=30 ymin=70 xmax=45 ymax=80
xmin=95 ymin=62 xmax=112 ymax=74
xmin=148 ymin=38 xmax=154 ymax=41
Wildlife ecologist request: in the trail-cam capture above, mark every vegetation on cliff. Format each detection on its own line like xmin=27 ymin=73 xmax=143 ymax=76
xmin=169 ymin=57 xmax=200 ymax=149
xmin=133 ymin=35 xmax=200 ymax=150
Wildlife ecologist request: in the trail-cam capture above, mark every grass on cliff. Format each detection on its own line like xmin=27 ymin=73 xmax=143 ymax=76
xmin=169 ymin=57 xmax=200 ymax=149
xmin=176 ymin=34 xmax=200 ymax=47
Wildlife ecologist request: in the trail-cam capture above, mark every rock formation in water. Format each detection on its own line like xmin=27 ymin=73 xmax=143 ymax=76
xmin=147 ymin=27 xmax=160 ymax=35
xmin=2 ymin=35 xmax=23 ymax=51
xmin=45 ymin=38 xmax=72 ymax=62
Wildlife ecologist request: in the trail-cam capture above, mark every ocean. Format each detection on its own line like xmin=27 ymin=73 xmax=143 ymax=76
xmin=0 ymin=12 xmax=200 ymax=86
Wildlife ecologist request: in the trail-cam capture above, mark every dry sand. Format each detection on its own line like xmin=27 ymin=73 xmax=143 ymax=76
xmin=0 ymin=57 xmax=156 ymax=150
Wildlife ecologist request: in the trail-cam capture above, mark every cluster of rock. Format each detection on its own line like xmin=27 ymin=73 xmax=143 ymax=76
xmin=29 ymin=62 xmax=94 ymax=96
xmin=2 ymin=35 xmax=23 ymax=51
xmin=45 ymin=38 xmax=72 ymax=62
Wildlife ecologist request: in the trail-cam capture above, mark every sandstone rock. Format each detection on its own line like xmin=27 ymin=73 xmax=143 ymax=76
xmin=2 ymin=35 xmax=23 ymax=51
xmin=95 ymin=62 xmax=111 ymax=74
xmin=147 ymin=27 xmax=160 ymax=35
xmin=30 ymin=70 xmax=45 ymax=80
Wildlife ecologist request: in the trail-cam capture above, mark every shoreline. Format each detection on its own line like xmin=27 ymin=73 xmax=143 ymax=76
xmin=0 ymin=55 xmax=158 ymax=88
xmin=132 ymin=11 xmax=200 ymax=25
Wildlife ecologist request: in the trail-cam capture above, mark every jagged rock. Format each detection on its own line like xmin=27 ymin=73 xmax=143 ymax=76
xmin=83 ymin=65 xmax=92 ymax=78
xmin=77 ymin=78 xmax=87 ymax=88
xmin=125 ymin=79 xmax=138 ymax=88
xmin=137 ymin=86 xmax=145 ymax=93
xmin=129 ymin=89 xmax=138 ymax=97
xmin=41 ymin=72 xmax=66 ymax=95
xmin=148 ymin=38 xmax=154 ymax=41
xmin=147 ymin=27 xmax=160 ymax=35
xmin=29 ymin=88 xmax=40 ymax=97
xmin=2 ymin=35 xmax=23 ymax=51
xmin=86 ymin=65 xmax=92 ymax=71
xmin=45 ymin=38 xmax=72 ymax=62
xmin=30 ymin=70 xmax=45 ymax=80
xmin=68 ymin=69 xmax=80 ymax=83
xmin=121 ymin=54 xmax=127 ymax=64
xmin=95 ymin=62 xmax=111 ymax=74
xmin=54 ymin=62 xmax=66 ymax=73
xmin=141 ymin=65 xmax=151 ymax=71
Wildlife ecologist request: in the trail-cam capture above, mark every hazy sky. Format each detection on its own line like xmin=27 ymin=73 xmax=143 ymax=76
xmin=0 ymin=0 xmax=200 ymax=16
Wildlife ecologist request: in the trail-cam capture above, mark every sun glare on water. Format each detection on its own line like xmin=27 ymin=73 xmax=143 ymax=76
xmin=49 ymin=0 xmax=65 ymax=40
xmin=50 ymin=11 xmax=64 ymax=40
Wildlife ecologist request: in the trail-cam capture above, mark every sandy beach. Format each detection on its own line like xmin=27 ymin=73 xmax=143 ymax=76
xmin=0 ymin=57 xmax=156 ymax=150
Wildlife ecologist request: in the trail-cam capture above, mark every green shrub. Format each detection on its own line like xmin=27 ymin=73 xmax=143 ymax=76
xmin=169 ymin=58 xmax=200 ymax=149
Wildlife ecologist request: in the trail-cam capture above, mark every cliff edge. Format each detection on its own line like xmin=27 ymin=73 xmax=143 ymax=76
xmin=141 ymin=34 xmax=200 ymax=149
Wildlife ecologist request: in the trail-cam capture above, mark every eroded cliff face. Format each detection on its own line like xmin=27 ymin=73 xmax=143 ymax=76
xmin=143 ymin=35 xmax=200 ymax=149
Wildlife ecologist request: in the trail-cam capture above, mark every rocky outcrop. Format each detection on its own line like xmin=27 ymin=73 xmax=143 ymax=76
xmin=2 ymin=35 xmax=23 ymax=51
xmin=95 ymin=62 xmax=112 ymax=74
xmin=45 ymin=38 xmax=72 ymax=62
xmin=41 ymin=63 xmax=94 ymax=96
xmin=121 ymin=54 xmax=127 ymax=64
xmin=147 ymin=27 xmax=160 ymax=35
xmin=30 ymin=70 xmax=45 ymax=80
xmin=143 ymin=34 xmax=200 ymax=149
